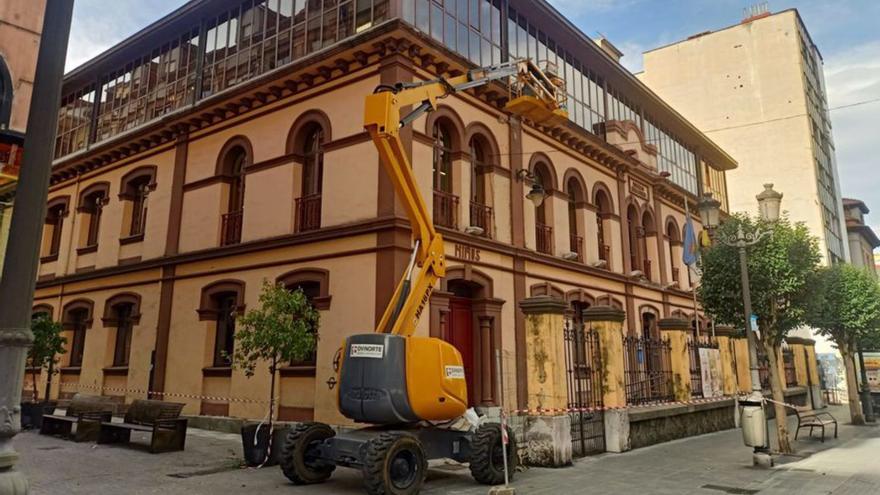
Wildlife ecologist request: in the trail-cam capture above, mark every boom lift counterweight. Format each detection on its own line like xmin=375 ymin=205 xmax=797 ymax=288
xmin=280 ymin=59 xmax=567 ymax=495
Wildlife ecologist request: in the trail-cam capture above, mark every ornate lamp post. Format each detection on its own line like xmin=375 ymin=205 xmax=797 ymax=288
xmin=699 ymin=183 xmax=782 ymax=462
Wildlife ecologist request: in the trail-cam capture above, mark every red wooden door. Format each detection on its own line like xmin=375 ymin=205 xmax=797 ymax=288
xmin=449 ymin=297 xmax=475 ymax=406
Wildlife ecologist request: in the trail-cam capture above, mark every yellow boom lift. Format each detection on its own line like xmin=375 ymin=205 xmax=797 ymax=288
xmin=279 ymin=59 xmax=567 ymax=495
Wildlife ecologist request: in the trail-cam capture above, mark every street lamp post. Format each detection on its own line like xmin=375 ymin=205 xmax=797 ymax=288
xmin=0 ymin=2 xmax=74 ymax=494
xmin=699 ymin=184 xmax=782 ymax=461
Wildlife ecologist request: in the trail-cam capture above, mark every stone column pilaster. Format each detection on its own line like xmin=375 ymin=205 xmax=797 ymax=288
xmin=582 ymin=306 xmax=627 ymax=408
xmin=518 ymin=296 xmax=571 ymax=467
xmin=715 ymin=325 xmax=738 ymax=396
xmin=659 ymin=318 xmax=691 ymax=401
xmin=583 ymin=305 xmax=629 ymax=453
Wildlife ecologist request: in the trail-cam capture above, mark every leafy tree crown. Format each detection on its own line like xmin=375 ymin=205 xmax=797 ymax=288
xmin=698 ymin=214 xmax=820 ymax=345
xmin=29 ymin=315 xmax=66 ymax=371
xmin=228 ymin=280 xmax=320 ymax=377
xmin=805 ymin=263 xmax=880 ymax=351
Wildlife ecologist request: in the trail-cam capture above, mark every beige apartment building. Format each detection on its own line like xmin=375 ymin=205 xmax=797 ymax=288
xmin=0 ymin=0 xmax=47 ymax=272
xmin=25 ymin=1 xmax=760 ymax=448
xmin=843 ymin=198 xmax=879 ymax=276
xmin=638 ymin=8 xmax=849 ymax=266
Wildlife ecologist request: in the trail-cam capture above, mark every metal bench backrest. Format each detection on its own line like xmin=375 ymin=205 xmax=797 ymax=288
xmin=123 ymin=399 xmax=185 ymax=425
xmin=65 ymin=393 xmax=117 ymax=417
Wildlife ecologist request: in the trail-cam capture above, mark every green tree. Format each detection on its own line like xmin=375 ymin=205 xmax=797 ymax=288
xmin=805 ymin=264 xmax=880 ymax=425
xmin=699 ymin=214 xmax=820 ymax=453
xmin=27 ymin=315 xmax=66 ymax=403
xmin=228 ymin=280 xmax=319 ymax=426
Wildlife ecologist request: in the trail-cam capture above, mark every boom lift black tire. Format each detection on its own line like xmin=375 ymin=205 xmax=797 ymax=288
xmin=469 ymin=423 xmax=517 ymax=485
xmin=279 ymin=422 xmax=336 ymax=485
xmin=362 ymin=432 xmax=427 ymax=495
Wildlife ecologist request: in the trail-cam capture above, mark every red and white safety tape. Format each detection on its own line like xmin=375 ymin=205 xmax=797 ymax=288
xmin=58 ymin=381 xmax=275 ymax=404
xmin=509 ymin=395 xmax=737 ymax=415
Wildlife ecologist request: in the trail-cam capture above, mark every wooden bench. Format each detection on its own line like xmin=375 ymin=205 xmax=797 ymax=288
xmin=97 ymin=399 xmax=187 ymax=453
xmin=40 ymin=394 xmax=116 ymax=442
xmin=795 ymin=407 xmax=838 ymax=443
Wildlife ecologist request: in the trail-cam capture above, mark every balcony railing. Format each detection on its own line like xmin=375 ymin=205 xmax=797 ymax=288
xmin=671 ymin=266 xmax=680 ymax=283
xmin=469 ymin=201 xmax=493 ymax=238
xmin=599 ymin=244 xmax=610 ymax=263
xmin=295 ymin=193 xmax=322 ymax=233
xmin=569 ymin=234 xmax=584 ymax=262
xmin=433 ymin=190 xmax=459 ymax=230
xmin=644 ymin=259 xmax=653 ymax=281
xmin=221 ymin=209 xmax=243 ymax=246
xmin=536 ymin=223 xmax=553 ymax=254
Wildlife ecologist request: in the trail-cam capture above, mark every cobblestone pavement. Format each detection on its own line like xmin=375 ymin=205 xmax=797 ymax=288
xmin=15 ymin=405 xmax=880 ymax=494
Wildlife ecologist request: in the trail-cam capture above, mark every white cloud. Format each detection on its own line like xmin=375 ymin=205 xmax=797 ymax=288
xmin=824 ymin=41 xmax=880 ymax=234
xmin=65 ymin=1 xmax=182 ymax=72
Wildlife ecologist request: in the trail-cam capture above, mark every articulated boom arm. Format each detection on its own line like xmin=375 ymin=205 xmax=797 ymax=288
xmin=364 ymin=59 xmax=565 ymax=337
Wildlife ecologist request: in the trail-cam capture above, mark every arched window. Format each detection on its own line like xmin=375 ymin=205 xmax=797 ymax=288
xmin=77 ymin=183 xmax=110 ymax=251
xmin=666 ymin=219 xmax=682 ymax=285
xmin=119 ymin=166 xmax=157 ymax=238
xmin=468 ymin=135 xmax=493 ymax=236
xmin=198 ymin=280 xmax=246 ymax=368
xmin=218 ymin=143 xmax=249 ymax=246
xmin=62 ymin=300 xmax=94 ymax=368
xmin=533 ymin=162 xmax=553 ymax=254
xmin=0 ymin=56 xmax=12 ymax=128
xmin=641 ymin=210 xmax=655 ymax=281
xmin=432 ymin=120 xmax=457 ymax=229
xmin=277 ymin=269 xmax=331 ymax=368
xmin=43 ymin=196 xmax=70 ymax=260
xmin=295 ymin=123 xmax=325 ymax=233
xmin=433 ymin=121 xmax=454 ymax=193
xmin=565 ymin=176 xmax=585 ymax=262
xmin=626 ymin=204 xmax=641 ymax=272
xmin=103 ymin=294 xmax=141 ymax=367
xmin=595 ymin=188 xmax=613 ymax=264
xmin=301 ymin=125 xmax=324 ymax=197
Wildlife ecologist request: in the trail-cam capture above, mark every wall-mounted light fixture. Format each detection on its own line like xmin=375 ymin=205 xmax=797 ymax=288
xmin=516 ymin=168 xmax=547 ymax=208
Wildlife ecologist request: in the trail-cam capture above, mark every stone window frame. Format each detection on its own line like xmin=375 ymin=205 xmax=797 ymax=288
xmin=76 ymin=181 xmax=111 ymax=253
xmin=198 ymin=279 xmax=246 ymax=374
xmin=61 ymin=299 xmax=95 ymax=370
xmin=276 ymin=268 xmax=331 ymax=375
xmin=118 ymin=165 xmax=158 ymax=241
xmin=42 ymin=195 xmax=71 ymax=262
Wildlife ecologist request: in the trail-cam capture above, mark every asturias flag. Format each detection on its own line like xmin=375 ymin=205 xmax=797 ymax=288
xmin=683 ymin=216 xmax=698 ymax=266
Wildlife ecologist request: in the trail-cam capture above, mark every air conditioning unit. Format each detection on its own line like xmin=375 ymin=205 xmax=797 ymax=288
xmin=561 ymin=251 xmax=579 ymax=261
xmin=464 ymin=226 xmax=485 ymax=236
xmin=591 ymin=260 xmax=608 ymax=269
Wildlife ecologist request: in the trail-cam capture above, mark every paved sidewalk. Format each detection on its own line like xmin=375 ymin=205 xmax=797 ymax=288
xmin=15 ymin=405 xmax=880 ymax=494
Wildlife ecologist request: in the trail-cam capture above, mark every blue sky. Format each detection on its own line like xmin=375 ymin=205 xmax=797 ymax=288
xmin=65 ymin=0 xmax=880 ymax=232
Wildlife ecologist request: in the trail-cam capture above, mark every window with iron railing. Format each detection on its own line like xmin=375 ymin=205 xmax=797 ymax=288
xmin=434 ymin=190 xmax=460 ymax=230
xmin=295 ymin=193 xmax=322 ymax=233
xmin=536 ymin=223 xmax=553 ymax=255
xmin=221 ymin=209 xmax=244 ymax=246
xmin=569 ymin=234 xmax=584 ymax=263
xmin=469 ymin=201 xmax=493 ymax=237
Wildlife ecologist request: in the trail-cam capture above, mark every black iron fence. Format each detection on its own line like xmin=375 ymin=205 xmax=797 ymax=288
xmin=687 ymin=336 xmax=719 ymax=398
xmin=564 ymin=319 xmax=605 ymax=457
xmin=623 ymin=335 xmax=673 ymax=405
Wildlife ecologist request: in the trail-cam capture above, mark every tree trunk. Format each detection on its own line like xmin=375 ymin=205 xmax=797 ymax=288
xmin=840 ymin=347 xmax=865 ymax=425
xmin=44 ymin=360 xmax=54 ymax=402
xmin=765 ymin=341 xmax=793 ymax=454
xmin=31 ymin=368 xmax=39 ymax=403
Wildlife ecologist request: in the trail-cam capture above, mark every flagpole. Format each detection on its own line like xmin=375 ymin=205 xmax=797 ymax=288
xmin=684 ymin=198 xmax=701 ymax=339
